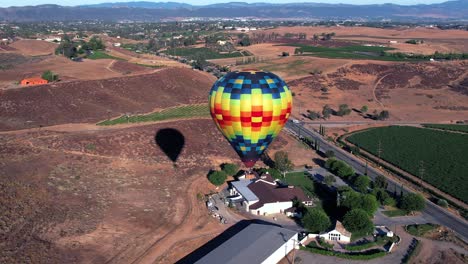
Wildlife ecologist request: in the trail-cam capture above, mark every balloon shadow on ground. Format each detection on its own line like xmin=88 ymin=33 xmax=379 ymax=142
xmin=155 ymin=128 xmax=185 ymax=163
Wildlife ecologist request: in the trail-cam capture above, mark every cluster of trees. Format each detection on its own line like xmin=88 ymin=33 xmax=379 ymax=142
xmin=307 ymin=104 xmax=352 ymax=120
xmin=207 ymin=162 xmax=239 ymax=186
xmin=55 ymin=35 xmax=105 ymax=59
xmin=383 ymin=51 xmax=468 ymax=60
xmin=238 ymin=34 xmax=251 ymax=46
xmin=405 ymin=39 xmax=424 ymax=45
xmin=313 ymin=32 xmax=336 ymax=41
xmin=307 ymin=105 xmax=389 ymax=121
xmin=325 ymin=158 xmax=355 ymax=179
xmin=370 ymin=110 xmax=390 ymax=120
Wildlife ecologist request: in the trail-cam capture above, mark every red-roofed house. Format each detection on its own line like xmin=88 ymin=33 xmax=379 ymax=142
xmin=21 ymin=77 xmax=48 ymax=86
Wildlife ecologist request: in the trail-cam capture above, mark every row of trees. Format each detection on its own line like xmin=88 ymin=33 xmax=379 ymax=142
xmin=307 ymin=105 xmax=389 ymax=121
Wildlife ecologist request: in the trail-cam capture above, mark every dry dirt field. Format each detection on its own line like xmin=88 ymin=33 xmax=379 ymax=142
xmin=0 ymin=67 xmax=216 ymax=131
xmin=106 ymin=46 xmax=189 ymax=68
xmin=256 ymin=26 xmax=468 ymax=53
xmin=269 ymin=132 xmax=322 ymax=168
xmin=0 ymin=118 xmax=245 ymax=264
xmin=8 ymin=39 xmax=58 ymax=56
xmin=230 ymin=54 xmax=468 ymax=123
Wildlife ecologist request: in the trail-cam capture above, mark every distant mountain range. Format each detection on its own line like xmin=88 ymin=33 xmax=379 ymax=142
xmin=1 ymin=0 xmax=467 ymax=22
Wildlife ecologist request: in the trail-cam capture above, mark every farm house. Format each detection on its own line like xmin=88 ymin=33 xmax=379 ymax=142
xmin=229 ymin=173 xmax=313 ymax=216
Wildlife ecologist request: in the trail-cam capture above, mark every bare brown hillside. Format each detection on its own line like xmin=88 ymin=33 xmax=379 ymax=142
xmin=0 ymin=68 xmax=216 ymax=131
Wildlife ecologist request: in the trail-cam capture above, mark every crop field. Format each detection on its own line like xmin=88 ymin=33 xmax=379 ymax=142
xmin=98 ymin=104 xmax=209 ymax=125
xmin=87 ymin=51 xmax=124 ymax=60
xmin=347 ymin=126 xmax=468 ymax=203
xmin=162 ymin=47 xmax=249 ymax=59
xmin=422 ymin=124 xmax=468 ymax=133
xmin=281 ymin=44 xmax=430 ymax=61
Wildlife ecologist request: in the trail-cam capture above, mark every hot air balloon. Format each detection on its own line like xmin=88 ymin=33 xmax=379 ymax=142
xmin=209 ymin=70 xmax=293 ymax=168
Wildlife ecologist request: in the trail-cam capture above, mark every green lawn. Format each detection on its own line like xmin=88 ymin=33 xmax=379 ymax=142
xmin=347 ymin=126 xmax=468 ymax=203
xmin=405 ymin=224 xmax=439 ymax=237
xmin=284 ymin=171 xmax=315 ymax=197
xmin=87 ymin=51 xmax=124 ymax=60
xmin=422 ymin=124 xmax=468 ymax=133
xmin=97 ymin=104 xmax=209 ymax=126
xmin=162 ymin=47 xmax=246 ymax=60
xmin=382 ymin=209 xmax=408 ymax=217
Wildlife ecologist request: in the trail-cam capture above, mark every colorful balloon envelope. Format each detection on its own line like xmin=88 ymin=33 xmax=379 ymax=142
xmin=209 ymin=70 xmax=293 ymax=167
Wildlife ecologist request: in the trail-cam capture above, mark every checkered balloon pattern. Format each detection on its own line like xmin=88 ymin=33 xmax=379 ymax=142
xmin=209 ymin=70 xmax=293 ymax=167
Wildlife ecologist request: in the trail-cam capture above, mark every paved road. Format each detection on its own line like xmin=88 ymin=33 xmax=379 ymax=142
xmin=285 ymin=121 xmax=468 ymax=241
xmin=299 ymin=120 xmax=424 ymax=126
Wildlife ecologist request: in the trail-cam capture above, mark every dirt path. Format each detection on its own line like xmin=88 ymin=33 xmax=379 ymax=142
xmin=373 ymin=73 xmax=390 ymax=108
xmin=129 ymin=176 xmax=232 ymax=264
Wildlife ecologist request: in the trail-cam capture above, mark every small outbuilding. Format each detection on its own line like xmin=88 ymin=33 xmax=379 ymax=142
xmin=319 ymin=221 xmax=352 ymax=243
xmin=20 ymin=78 xmax=48 ymax=86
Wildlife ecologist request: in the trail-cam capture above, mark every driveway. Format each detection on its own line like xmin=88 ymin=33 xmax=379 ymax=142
xmin=374 ymin=209 xmax=432 ymax=228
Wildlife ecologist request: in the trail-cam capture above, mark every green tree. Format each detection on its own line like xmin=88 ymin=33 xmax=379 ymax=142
xmin=383 ymin=196 xmax=396 ymax=207
xmin=322 ymin=105 xmax=332 ymax=119
xmin=308 ymin=111 xmax=320 ymax=120
xmin=343 ymin=209 xmax=374 ymax=234
xmin=337 ymin=104 xmax=351 ymax=116
xmin=360 ymin=194 xmax=379 ymax=216
xmin=302 ymin=208 xmax=331 ymax=233
xmin=373 ymin=175 xmax=388 ymax=189
xmin=207 ymin=170 xmax=227 ymax=186
xmin=340 ymin=191 xmax=378 ymax=216
xmin=239 ymin=36 xmax=251 ymax=46
xmin=353 ymin=175 xmax=370 ymax=193
xmin=399 ymin=193 xmax=426 ymax=213
xmin=221 ymin=163 xmax=239 ymax=176
xmin=373 ymin=188 xmax=390 ymax=205
xmin=379 ymin=110 xmax=390 ymax=120
xmin=41 ymin=70 xmax=59 ymax=82
xmin=360 ymin=105 xmax=368 ymax=113
xmin=324 ymin=174 xmax=336 ymax=186
xmin=274 ymin=151 xmax=293 ymax=174
xmin=88 ymin=36 xmax=105 ymax=50
xmin=325 ymin=150 xmax=335 ymax=158
xmin=337 ymin=164 xmax=355 ymax=179
xmin=325 ymin=158 xmax=336 ymax=169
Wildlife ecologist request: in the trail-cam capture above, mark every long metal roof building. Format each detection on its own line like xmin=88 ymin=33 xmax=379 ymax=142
xmin=195 ymin=224 xmax=297 ymax=264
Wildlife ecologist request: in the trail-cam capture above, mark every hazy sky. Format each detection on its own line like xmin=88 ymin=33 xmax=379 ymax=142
xmin=0 ymin=0 xmax=449 ymax=8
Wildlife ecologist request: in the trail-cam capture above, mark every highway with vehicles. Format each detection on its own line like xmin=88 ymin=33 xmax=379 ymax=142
xmin=285 ymin=121 xmax=468 ymax=241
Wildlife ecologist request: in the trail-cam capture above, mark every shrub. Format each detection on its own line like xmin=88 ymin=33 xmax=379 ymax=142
xmin=41 ymin=70 xmax=59 ymax=82
xmin=437 ymin=199 xmax=448 ymax=208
